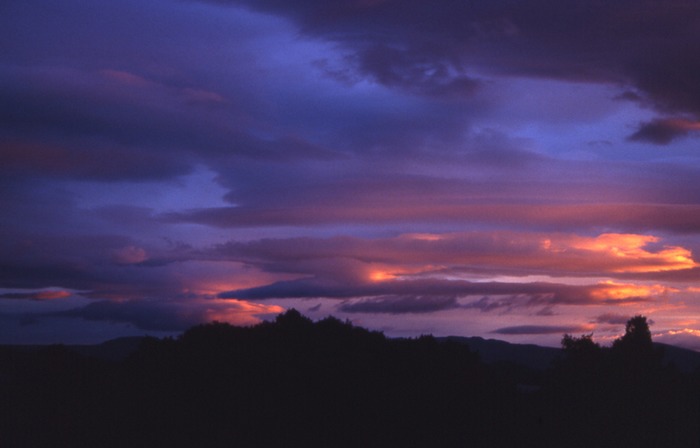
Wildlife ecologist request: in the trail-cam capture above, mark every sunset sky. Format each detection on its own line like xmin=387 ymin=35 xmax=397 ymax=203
xmin=2 ymin=0 xmax=700 ymax=348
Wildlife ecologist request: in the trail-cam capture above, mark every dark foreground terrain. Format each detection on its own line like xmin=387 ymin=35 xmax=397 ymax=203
xmin=1 ymin=311 xmax=698 ymax=447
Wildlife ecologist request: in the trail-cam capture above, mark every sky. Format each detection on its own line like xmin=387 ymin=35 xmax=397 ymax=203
xmin=2 ymin=0 xmax=700 ymax=348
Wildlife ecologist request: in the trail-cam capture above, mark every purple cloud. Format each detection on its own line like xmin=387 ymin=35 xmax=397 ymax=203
xmin=169 ymin=202 xmax=700 ymax=235
xmin=0 ymin=290 xmax=72 ymax=301
xmin=593 ymin=313 xmax=632 ymax=326
xmin=338 ymin=295 xmax=460 ymax=314
xmin=209 ymin=0 xmax=700 ymax=119
xmin=45 ymin=298 xmax=283 ymax=332
xmin=221 ymin=276 xmax=653 ymax=310
xmin=492 ymin=325 xmax=590 ymax=336
xmin=629 ymin=118 xmax=700 ymax=145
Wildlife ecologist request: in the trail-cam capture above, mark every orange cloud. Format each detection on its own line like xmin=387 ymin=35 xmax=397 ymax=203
xmin=366 ymin=263 xmax=444 ymax=283
xmin=590 ymin=281 xmax=676 ymax=301
xmin=401 ymin=233 xmax=445 ymax=241
xmin=665 ymin=328 xmax=700 ymax=337
xmin=550 ymin=233 xmax=697 ymax=273
xmin=34 ymin=289 xmax=72 ymax=300
xmin=200 ymin=299 xmax=285 ymax=326
xmin=369 ymin=271 xmax=396 ymax=282
xmin=0 ymin=289 xmax=72 ymax=300
xmin=654 ymin=118 xmax=700 ymax=132
xmin=211 ymin=231 xmax=698 ymax=305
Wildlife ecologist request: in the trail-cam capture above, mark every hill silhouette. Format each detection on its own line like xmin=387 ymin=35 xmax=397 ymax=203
xmin=0 ymin=310 xmax=698 ymax=447
xmin=441 ymin=336 xmax=561 ymax=370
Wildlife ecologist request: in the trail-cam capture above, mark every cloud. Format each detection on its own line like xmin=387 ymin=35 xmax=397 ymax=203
xmin=58 ymin=300 xmax=193 ymax=331
xmin=593 ymin=313 xmax=632 ymax=325
xmin=654 ymin=328 xmax=700 ymax=351
xmin=0 ymin=139 xmax=192 ymax=182
xmin=111 ymin=246 xmax=149 ymax=265
xmin=546 ymin=233 xmax=698 ymax=274
xmin=351 ymin=43 xmax=481 ymax=98
xmin=181 ymin=87 xmax=229 ymax=105
xmin=209 ymin=232 xmax=697 ymax=282
xmin=463 ymin=296 xmax=516 ymax=312
xmin=54 ymin=298 xmax=284 ymax=332
xmin=0 ymin=289 xmax=72 ymax=301
xmin=211 ymin=0 xmax=700 ymax=120
xmin=588 ymin=281 xmax=674 ymax=302
xmin=221 ymin=276 xmax=658 ymax=310
xmin=338 ymin=295 xmax=460 ymax=314
xmin=0 ymin=233 xmax=162 ymax=292
xmin=169 ymin=203 xmax=700 ymax=234
xmin=0 ymin=65 xmax=327 ymax=169
xmin=99 ymin=69 xmax=153 ymax=87
xmin=629 ymin=118 xmax=700 ymax=144
xmin=492 ymin=324 xmax=591 ymax=336
xmin=198 ymin=231 xmax=691 ymax=317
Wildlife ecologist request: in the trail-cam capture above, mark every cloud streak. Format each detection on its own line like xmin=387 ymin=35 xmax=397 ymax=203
xmin=169 ymin=203 xmax=700 ymax=234
xmin=223 ymin=277 xmax=659 ymax=308
xmin=210 ymin=232 xmax=697 ymax=280
xmin=49 ymin=298 xmax=284 ymax=332
xmin=493 ymin=324 xmax=592 ymax=336
xmin=630 ymin=118 xmax=700 ymax=145
xmin=214 ymin=0 xmax=700 ymax=121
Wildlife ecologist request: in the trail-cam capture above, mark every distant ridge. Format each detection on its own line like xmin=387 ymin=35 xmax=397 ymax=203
xmin=655 ymin=342 xmax=700 ymax=373
xmin=440 ymin=336 xmax=560 ymax=370
xmin=442 ymin=336 xmax=700 ymax=373
xmin=1 ymin=336 xmax=147 ymax=362
xmin=4 ymin=333 xmax=700 ymax=372
xmin=68 ymin=336 xmax=147 ymax=361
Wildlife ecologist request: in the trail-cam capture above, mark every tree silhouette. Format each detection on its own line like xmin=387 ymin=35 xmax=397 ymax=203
xmin=558 ymin=332 xmax=604 ymax=383
xmin=612 ymin=315 xmax=653 ymax=354
xmin=610 ymin=314 xmax=661 ymax=376
xmin=274 ymin=307 xmax=313 ymax=328
xmin=561 ymin=333 xmax=600 ymax=356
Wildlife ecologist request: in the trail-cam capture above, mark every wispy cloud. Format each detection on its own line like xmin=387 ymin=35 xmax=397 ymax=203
xmin=50 ymin=298 xmax=284 ymax=332
xmin=630 ymin=118 xmax=700 ymax=145
xmin=493 ymin=324 xmax=593 ymax=336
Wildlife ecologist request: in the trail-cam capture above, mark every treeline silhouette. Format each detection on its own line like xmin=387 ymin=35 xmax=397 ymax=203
xmin=0 ymin=311 xmax=698 ymax=447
